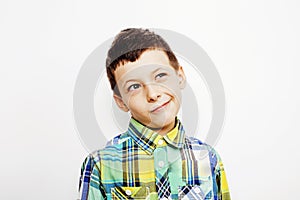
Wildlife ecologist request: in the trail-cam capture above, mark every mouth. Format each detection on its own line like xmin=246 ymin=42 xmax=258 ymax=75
xmin=150 ymin=100 xmax=171 ymax=113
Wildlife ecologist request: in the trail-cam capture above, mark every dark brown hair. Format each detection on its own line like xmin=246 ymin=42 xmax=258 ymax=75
xmin=106 ymin=28 xmax=179 ymax=96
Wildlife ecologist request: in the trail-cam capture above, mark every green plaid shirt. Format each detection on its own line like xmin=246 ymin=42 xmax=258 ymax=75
xmin=78 ymin=117 xmax=231 ymax=200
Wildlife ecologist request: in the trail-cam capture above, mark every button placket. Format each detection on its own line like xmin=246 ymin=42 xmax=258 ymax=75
xmin=158 ymin=160 xmax=165 ymax=168
xmin=154 ymin=147 xmax=168 ymax=172
xmin=154 ymin=144 xmax=171 ymax=198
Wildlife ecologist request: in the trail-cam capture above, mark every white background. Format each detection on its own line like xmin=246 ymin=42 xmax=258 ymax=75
xmin=1 ymin=0 xmax=299 ymax=199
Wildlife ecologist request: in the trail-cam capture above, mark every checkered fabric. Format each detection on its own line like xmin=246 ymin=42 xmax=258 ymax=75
xmin=78 ymin=117 xmax=231 ymax=200
xmin=156 ymin=170 xmax=171 ymax=199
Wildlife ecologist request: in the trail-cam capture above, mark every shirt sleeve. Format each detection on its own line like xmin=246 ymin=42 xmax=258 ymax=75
xmin=214 ymin=151 xmax=231 ymax=200
xmin=78 ymin=155 xmax=106 ymax=200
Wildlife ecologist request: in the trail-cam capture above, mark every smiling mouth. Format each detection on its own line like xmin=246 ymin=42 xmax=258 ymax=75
xmin=151 ymin=100 xmax=171 ymax=113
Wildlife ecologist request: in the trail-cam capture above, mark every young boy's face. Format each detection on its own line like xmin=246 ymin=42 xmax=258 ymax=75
xmin=113 ymin=50 xmax=186 ymax=134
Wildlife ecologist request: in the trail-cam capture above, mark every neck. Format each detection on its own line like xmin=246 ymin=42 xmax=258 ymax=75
xmin=149 ymin=118 xmax=177 ymax=136
xmin=132 ymin=117 xmax=177 ymax=136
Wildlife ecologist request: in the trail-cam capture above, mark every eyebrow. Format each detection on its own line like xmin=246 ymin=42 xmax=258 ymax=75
xmin=152 ymin=67 xmax=163 ymax=75
xmin=121 ymin=67 xmax=164 ymax=88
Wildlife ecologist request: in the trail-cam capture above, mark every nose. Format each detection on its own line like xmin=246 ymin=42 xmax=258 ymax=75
xmin=145 ymin=84 xmax=161 ymax=102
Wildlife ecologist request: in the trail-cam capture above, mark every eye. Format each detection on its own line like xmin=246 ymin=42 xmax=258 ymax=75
xmin=127 ymin=83 xmax=141 ymax=91
xmin=155 ymin=72 xmax=167 ymax=79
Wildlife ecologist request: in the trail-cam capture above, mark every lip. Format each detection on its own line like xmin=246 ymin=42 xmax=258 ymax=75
xmin=150 ymin=100 xmax=171 ymax=113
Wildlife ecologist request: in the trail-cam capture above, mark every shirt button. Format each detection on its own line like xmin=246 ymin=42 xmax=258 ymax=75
xmin=125 ymin=189 xmax=132 ymax=195
xmin=194 ymin=187 xmax=201 ymax=194
xmin=158 ymin=139 xmax=164 ymax=145
xmin=158 ymin=161 xmax=165 ymax=168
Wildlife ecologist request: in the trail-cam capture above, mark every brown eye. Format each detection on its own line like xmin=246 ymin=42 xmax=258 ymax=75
xmin=128 ymin=84 xmax=141 ymax=91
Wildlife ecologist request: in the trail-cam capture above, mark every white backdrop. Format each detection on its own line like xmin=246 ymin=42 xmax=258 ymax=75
xmin=1 ymin=0 xmax=299 ymax=199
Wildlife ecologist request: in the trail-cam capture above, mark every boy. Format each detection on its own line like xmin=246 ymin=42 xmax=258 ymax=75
xmin=78 ymin=28 xmax=231 ymax=200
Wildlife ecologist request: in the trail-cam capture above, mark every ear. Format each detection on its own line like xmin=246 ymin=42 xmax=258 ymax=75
xmin=177 ymin=66 xmax=186 ymax=89
xmin=113 ymin=94 xmax=129 ymax=112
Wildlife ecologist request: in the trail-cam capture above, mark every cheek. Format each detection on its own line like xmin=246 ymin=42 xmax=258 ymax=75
xmin=122 ymin=92 xmax=138 ymax=105
xmin=161 ymin=78 xmax=182 ymax=100
xmin=126 ymin=95 xmax=146 ymax=110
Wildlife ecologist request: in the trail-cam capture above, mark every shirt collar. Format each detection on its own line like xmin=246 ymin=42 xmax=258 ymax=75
xmin=127 ymin=117 xmax=186 ymax=155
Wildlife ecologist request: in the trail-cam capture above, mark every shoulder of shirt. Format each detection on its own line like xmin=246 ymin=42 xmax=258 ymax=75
xmin=106 ymin=131 xmax=131 ymax=146
xmin=184 ymin=136 xmax=219 ymax=154
xmin=83 ymin=132 xmax=131 ymax=163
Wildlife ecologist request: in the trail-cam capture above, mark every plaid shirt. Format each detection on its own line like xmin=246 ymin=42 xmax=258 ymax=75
xmin=78 ymin=117 xmax=231 ymax=200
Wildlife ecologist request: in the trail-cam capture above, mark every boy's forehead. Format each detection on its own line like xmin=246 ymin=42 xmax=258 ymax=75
xmin=118 ymin=64 xmax=174 ymax=82
xmin=114 ymin=50 xmax=176 ymax=82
